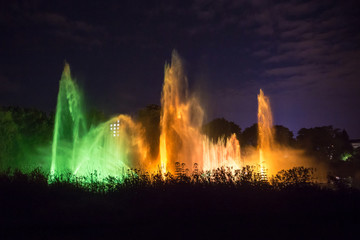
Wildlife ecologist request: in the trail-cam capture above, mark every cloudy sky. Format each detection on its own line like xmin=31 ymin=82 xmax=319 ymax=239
xmin=1 ymin=0 xmax=359 ymax=138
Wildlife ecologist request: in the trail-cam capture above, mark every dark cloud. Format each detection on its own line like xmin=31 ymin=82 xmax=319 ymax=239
xmin=245 ymin=1 xmax=360 ymax=90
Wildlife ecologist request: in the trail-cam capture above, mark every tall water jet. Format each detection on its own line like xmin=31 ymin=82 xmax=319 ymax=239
xmin=159 ymin=51 xmax=241 ymax=174
xmin=51 ymin=54 xmax=242 ymax=178
xmin=159 ymin=51 xmax=205 ymax=173
xmin=257 ymin=89 xmax=274 ymax=179
xmin=51 ymin=63 xmax=145 ymax=179
xmin=255 ymin=89 xmax=320 ymax=179
xmin=51 ymin=63 xmax=87 ymax=174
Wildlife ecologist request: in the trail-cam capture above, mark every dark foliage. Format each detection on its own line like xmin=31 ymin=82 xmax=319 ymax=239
xmin=86 ymin=108 xmax=107 ymax=127
xmin=297 ymin=126 xmax=353 ymax=162
xmin=271 ymin=167 xmax=316 ymax=188
xmin=274 ymin=125 xmax=295 ymax=146
xmin=202 ymin=117 xmax=241 ymax=142
xmin=136 ymin=104 xmax=161 ymax=159
xmin=240 ymin=123 xmax=258 ymax=147
xmin=0 ymin=167 xmax=359 ymax=239
xmin=0 ymin=166 xmax=337 ymax=193
xmin=240 ymin=124 xmax=295 ymax=148
xmin=0 ymin=107 xmax=53 ymax=170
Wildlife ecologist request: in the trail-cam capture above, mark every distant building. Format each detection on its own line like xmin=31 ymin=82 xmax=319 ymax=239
xmin=110 ymin=120 xmax=121 ymax=137
xmin=350 ymin=139 xmax=360 ymax=149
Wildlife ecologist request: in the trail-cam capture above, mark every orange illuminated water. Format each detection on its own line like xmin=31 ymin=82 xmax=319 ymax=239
xmin=257 ymin=89 xmax=274 ymax=179
xmin=159 ymin=51 xmax=241 ymax=174
xmin=50 ymin=52 xmax=316 ymax=180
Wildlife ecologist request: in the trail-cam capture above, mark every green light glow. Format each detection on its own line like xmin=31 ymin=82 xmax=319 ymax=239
xmin=341 ymin=152 xmax=352 ymax=161
xmin=51 ymin=63 xmax=131 ymax=180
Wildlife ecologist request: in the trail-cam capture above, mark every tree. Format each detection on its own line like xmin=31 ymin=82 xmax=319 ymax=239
xmin=202 ymin=117 xmax=241 ymax=142
xmin=274 ymin=125 xmax=295 ymax=147
xmin=296 ymin=126 xmax=353 ymax=162
xmin=0 ymin=106 xmax=54 ymax=171
xmin=0 ymin=110 xmax=20 ymax=169
xmin=240 ymin=123 xmax=258 ymax=147
xmin=86 ymin=108 xmax=106 ymax=127
xmin=137 ymin=104 xmax=161 ymax=159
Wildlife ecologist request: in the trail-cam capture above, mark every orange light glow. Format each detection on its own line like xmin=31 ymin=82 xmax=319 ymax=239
xmin=159 ymin=51 xmax=241 ymax=175
xmin=257 ymin=89 xmax=274 ymax=179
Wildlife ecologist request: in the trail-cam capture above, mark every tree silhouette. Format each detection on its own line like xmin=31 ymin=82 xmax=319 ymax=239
xmin=202 ymin=117 xmax=241 ymax=142
xmin=296 ymin=126 xmax=353 ymax=162
xmin=274 ymin=125 xmax=295 ymax=147
xmin=240 ymin=123 xmax=258 ymax=147
xmin=0 ymin=106 xmax=53 ymax=170
xmin=137 ymin=104 xmax=161 ymax=159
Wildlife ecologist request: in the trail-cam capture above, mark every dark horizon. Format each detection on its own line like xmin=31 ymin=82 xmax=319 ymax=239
xmin=1 ymin=0 xmax=359 ymax=138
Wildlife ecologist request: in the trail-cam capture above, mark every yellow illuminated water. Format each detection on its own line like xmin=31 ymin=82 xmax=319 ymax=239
xmin=159 ymin=51 xmax=241 ymax=174
xmin=257 ymin=89 xmax=274 ymax=179
xmin=49 ymin=53 xmax=316 ymax=181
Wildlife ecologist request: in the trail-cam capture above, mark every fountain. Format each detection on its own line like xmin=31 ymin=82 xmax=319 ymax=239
xmin=257 ymin=89 xmax=274 ymax=179
xmin=47 ymin=53 xmax=313 ymax=180
xmin=159 ymin=51 xmax=241 ymax=174
xmin=50 ymin=63 xmax=150 ymax=179
xmin=50 ymin=55 xmax=242 ymax=179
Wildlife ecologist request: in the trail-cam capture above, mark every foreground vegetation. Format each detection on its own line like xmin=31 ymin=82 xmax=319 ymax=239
xmin=0 ymin=167 xmax=359 ymax=239
xmin=0 ymin=166 xmax=321 ymax=193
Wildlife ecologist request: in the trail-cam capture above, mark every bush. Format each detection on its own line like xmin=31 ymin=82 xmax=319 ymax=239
xmin=270 ymin=167 xmax=316 ymax=188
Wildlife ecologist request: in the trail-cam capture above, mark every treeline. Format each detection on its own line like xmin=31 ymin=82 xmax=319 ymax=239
xmin=137 ymin=104 xmax=357 ymax=164
xmin=139 ymin=105 xmax=360 ymax=182
xmin=204 ymin=120 xmax=356 ymax=162
xmin=0 ymin=106 xmax=53 ymax=170
xmin=204 ymin=119 xmax=359 ymax=173
xmin=0 ymin=106 xmax=108 ymax=171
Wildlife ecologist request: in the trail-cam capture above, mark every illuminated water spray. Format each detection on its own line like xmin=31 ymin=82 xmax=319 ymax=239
xmin=257 ymin=89 xmax=274 ymax=179
xmin=159 ymin=51 xmax=204 ymax=173
xmin=160 ymin=51 xmax=241 ymax=174
xmin=51 ymin=56 xmax=241 ymax=179
xmin=0 ymin=50 xmax=316 ymax=182
xmin=51 ymin=63 xmax=87 ymax=174
xmin=51 ymin=63 xmax=150 ymax=179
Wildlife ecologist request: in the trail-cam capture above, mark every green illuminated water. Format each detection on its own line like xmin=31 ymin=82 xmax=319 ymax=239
xmin=51 ymin=64 xmax=131 ymax=179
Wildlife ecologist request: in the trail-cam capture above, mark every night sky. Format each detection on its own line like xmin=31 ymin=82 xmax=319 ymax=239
xmin=1 ymin=0 xmax=359 ymax=138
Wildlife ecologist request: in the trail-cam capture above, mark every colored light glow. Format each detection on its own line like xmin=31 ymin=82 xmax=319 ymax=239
xmin=258 ymin=89 xmax=273 ymax=180
xmin=159 ymin=51 xmax=241 ymax=175
xmin=47 ymin=52 xmax=317 ymax=182
xmin=51 ymin=63 xmax=151 ymax=180
xmin=341 ymin=153 xmax=352 ymax=161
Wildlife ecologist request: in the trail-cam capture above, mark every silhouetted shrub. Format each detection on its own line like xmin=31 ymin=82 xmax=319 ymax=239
xmin=270 ymin=167 xmax=316 ymax=188
xmin=0 ymin=165 xmax=330 ymax=194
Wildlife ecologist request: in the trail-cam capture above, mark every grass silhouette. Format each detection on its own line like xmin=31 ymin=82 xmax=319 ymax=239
xmin=0 ymin=166 xmax=359 ymax=239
